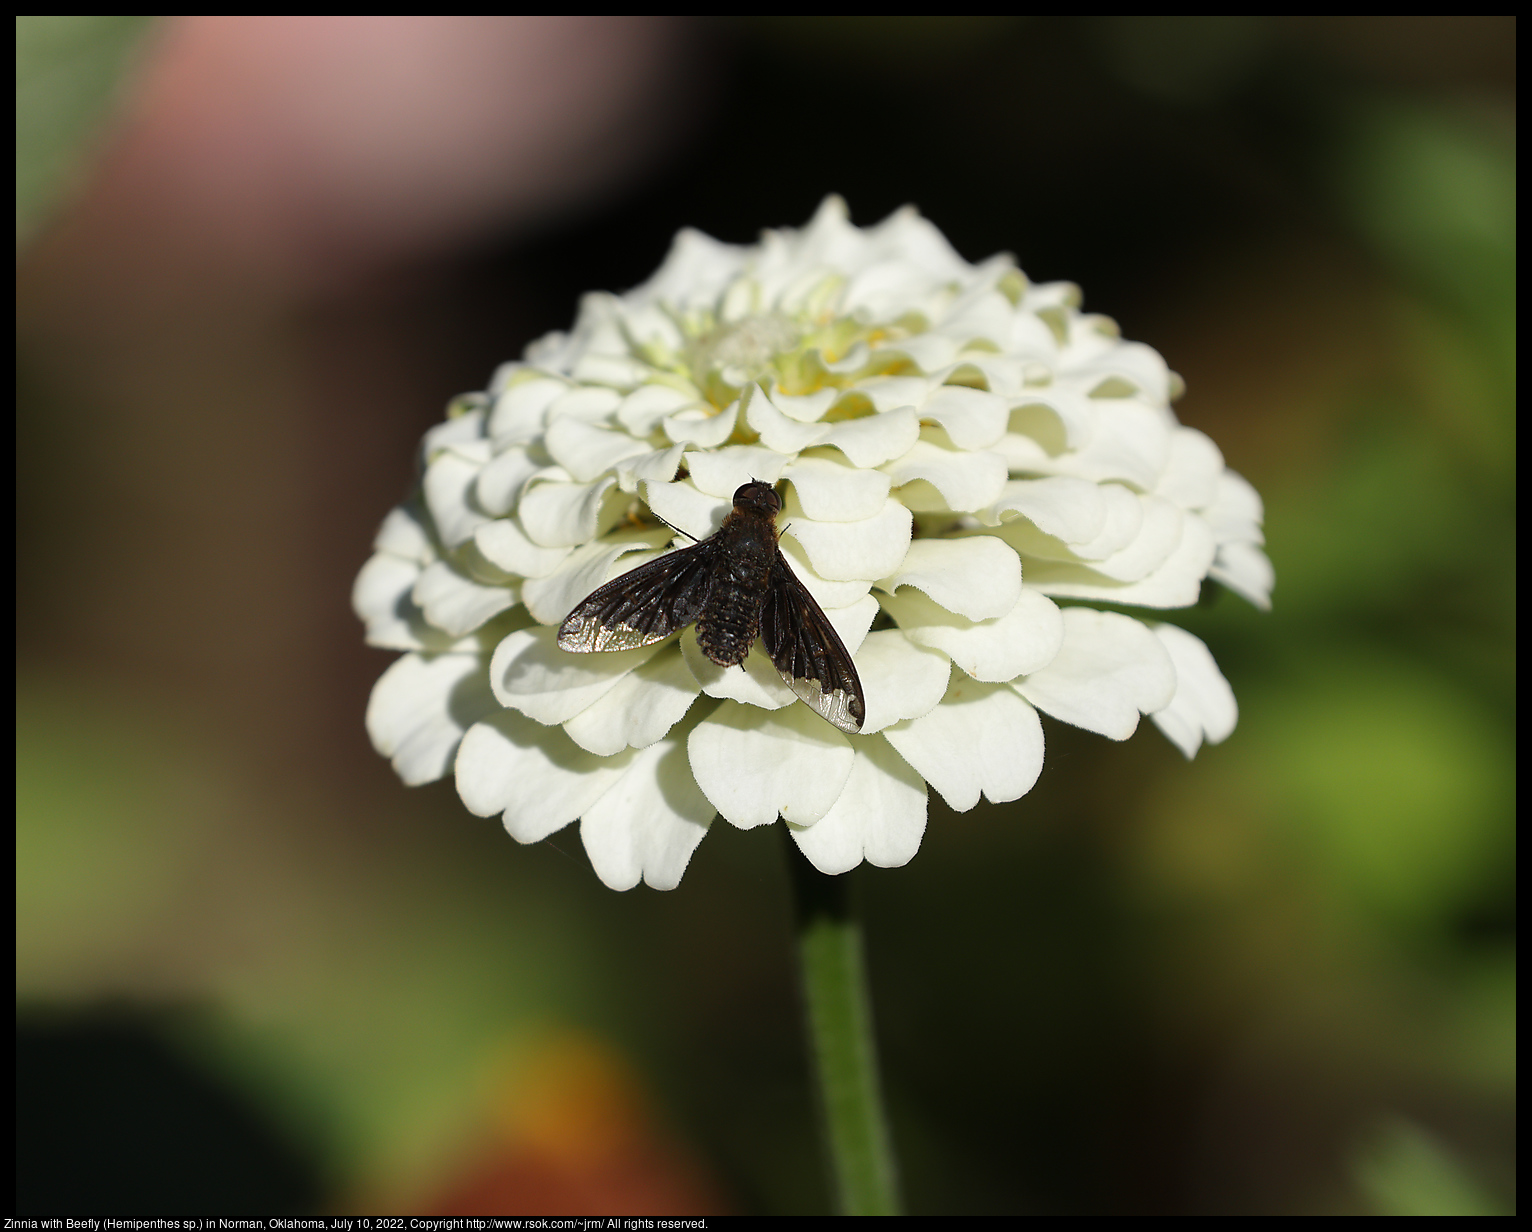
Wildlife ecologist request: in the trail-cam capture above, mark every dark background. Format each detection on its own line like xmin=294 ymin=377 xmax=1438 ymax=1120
xmin=17 ymin=17 xmax=1514 ymax=1215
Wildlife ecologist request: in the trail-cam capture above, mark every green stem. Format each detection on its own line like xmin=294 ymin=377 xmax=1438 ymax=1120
xmin=784 ymin=831 xmax=902 ymax=1215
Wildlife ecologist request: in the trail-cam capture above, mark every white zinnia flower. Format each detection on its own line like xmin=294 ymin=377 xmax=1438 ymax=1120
xmin=354 ymin=197 xmax=1272 ymax=891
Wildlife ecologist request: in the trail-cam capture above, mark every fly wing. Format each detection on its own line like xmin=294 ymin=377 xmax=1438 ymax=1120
xmin=557 ymin=541 xmax=716 ymax=653
xmin=760 ymin=555 xmax=866 ymax=733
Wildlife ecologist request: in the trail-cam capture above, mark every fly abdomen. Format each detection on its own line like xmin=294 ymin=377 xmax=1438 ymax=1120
xmin=696 ymin=572 xmax=769 ymax=667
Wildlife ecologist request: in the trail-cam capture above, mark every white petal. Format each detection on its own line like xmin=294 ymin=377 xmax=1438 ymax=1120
xmin=746 ymin=384 xmax=833 ymax=453
xmin=562 ymin=646 xmax=702 ymax=754
xmin=685 ymin=444 xmax=792 ymax=498
xmin=769 ymin=388 xmax=837 ymax=423
xmin=544 ymin=417 xmax=652 ymax=483
xmin=918 ymin=385 xmax=1010 ymax=449
xmin=789 ymin=737 xmax=927 ymax=874
xmin=1155 ymin=427 xmax=1224 ymax=511
xmin=1203 ymin=468 xmax=1265 ymax=536
xmin=474 ymin=446 xmax=544 ymax=517
xmin=423 ymin=449 xmax=492 ymax=549
xmin=635 ymin=225 xmax=747 ymax=307
xmin=1013 ymin=608 xmax=1175 ymax=740
xmin=1024 ymin=511 xmax=1215 ymax=609
xmin=1067 ymin=338 xmax=1173 ymax=406
xmin=490 ymin=626 xmax=664 ymax=724
xmin=354 ymin=552 xmax=475 ymax=652
xmin=412 ymin=560 xmax=518 ymax=637
xmin=421 ymin=408 xmax=487 ymax=458
xmin=995 ymin=480 xmax=1143 ymax=562
xmin=474 ymin=518 xmax=572 ymax=580
xmin=854 ymin=630 xmax=952 ymax=734
xmin=1050 ymin=398 xmax=1173 ymax=490
xmin=782 ymin=453 xmax=892 ymax=521
xmin=982 ymin=476 xmax=1106 ymax=541
xmin=1148 ymin=623 xmax=1238 ymax=758
xmin=518 ymin=474 xmax=626 ymax=548
xmin=883 ymin=332 xmax=962 ymax=373
xmin=353 ymin=550 xmax=420 ymax=629
xmin=616 ymin=443 xmax=689 ymax=494
xmin=580 ymin=735 xmax=715 ymax=890
xmin=519 ymin=531 xmax=669 ymax=625
xmin=1210 ymin=540 xmax=1275 ymax=611
xmin=366 ymin=652 xmax=496 ymax=786
xmin=688 ymin=701 xmax=855 ymax=828
xmin=1063 ymin=494 xmax=1183 ymax=582
xmin=861 ymin=375 xmax=933 ymax=414
xmin=783 ymin=497 xmax=913 ymax=582
xmin=682 ymin=633 xmax=795 ymax=711
xmin=642 ymin=479 xmax=729 ymax=541
xmin=616 ymin=384 xmax=697 ymax=436
xmin=936 ymin=288 xmax=1014 ymax=347
xmin=876 ymin=535 xmax=1021 ymax=622
xmin=762 ymin=539 xmax=867 ymax=613
xmin=664 ymin=399 xmax=739 ymax=448
xmin=371 ymin=504 xmax=436 ymax=563
xmin=883 ymin=587 xmax=1063 ymax=683
xmin=882 ymin=438 xmax=1008 ymax=513
xmin=823 ymin=593 xmax=880 ymax=656
xmin=882 ymin=679 xmax=1044 ymax=811
xmin=488 ymin=377 xmax=566 ymax=443
xmin=822 ymin=406 xmax=922 ymax=468
xmin=455 ymin=710 xmax=631 ymax=841
xmin=545 ymin=385 xmax=623 ymax=424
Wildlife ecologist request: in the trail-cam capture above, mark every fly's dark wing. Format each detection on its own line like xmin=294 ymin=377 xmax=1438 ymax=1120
xmin=557 ymin=542 xmax=716 ymax=653
xmin=760 ymin=556 xmax=866 ymax=734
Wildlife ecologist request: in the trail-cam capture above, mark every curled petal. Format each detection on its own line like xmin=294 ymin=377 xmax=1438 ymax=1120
xmin=782 ymin=453 xmax=892 ymax=521
xmin=686 ymin=444 xmax=793 ymax=498
xmin=474 ymin=518 xmax=572 ymax=580
xmin=544 ymin=417 xmax=653 ymax=483
xmin=1014 ymin=608 xmax=1175 ymax=740
xmin=917 ymin=385 xmax=1010 ymax=450
xmin=784 ymin=498 xmax=913 ymax=582
xmin=853 ymin=630 xmax=952 ymax=734
xmin=580 ymin=734 xmax=715 ymax=891
xmin=490 ymin=626 xmax=664 ymax=725
xmin=562 ymin=646 xmax=702 ymax=755
xmin=518 ymin=474 xmax=626 ymax=548
xmin=1024 ymin=511 xmax=1216 ymax=609
xmin=520 ymin=532 xmax=670 ymax=626
xmin=367 ymin=652 xmax=497 ymax=786
xmin=688 ymin=701 xmax=855 ymax=828
xmin=883 ymin=587 xmax=1063 ymax=683
xmin=822 ymin=406 xmax=921 ymax=468
xmin=882 ymin=438 xmax=1008 ymax=513
xmin=423 ymin=447 xmax=492 ymax=549
xmin=488 ymin=378 xmax=567 ymax=443
xmin=1155 ymin=427 xmax=1224 ymax=510
xmin=1148 ymin=623 xmax=1238 ymax=758
xmin=1210 ymin=540 xmax=1275 ymax=611
xmin=682 ymin=633 xmax=796 ymax=711
xmin=747 ymin=385 xmax=833 ymax=453
xmin=877 ymin=536 xmax=1021 ymax=622
xmin=790 ymin=737 xmax=927 ymax=874
xmin=456 ymin=710 xmax=631 ymax=842
xmin=882 ymin=679 xmax=1044 ymax=812
xmin=412 ymin=560 xmax=518 ymax=638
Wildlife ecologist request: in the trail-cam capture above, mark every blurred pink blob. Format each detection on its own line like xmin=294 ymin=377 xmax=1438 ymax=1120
xmin=97 ymin=15 xmax=690 ymax=290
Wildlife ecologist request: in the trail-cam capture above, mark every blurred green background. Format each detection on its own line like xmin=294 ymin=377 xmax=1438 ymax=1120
xmin=16 ymin=16 xmax=1513 ymax=1216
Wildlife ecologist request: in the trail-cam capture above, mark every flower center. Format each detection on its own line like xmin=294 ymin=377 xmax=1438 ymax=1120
xmin=688 ymin=313 xmax=802 ymax=385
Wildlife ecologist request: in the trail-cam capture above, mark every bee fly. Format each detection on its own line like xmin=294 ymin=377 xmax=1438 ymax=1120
xmin=557 ymin=481 xmax=865 ymax=733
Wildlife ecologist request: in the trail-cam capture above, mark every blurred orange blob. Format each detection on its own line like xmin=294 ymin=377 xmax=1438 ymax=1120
xmin=418 ymin=1034 xmax=729 ymax=1216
